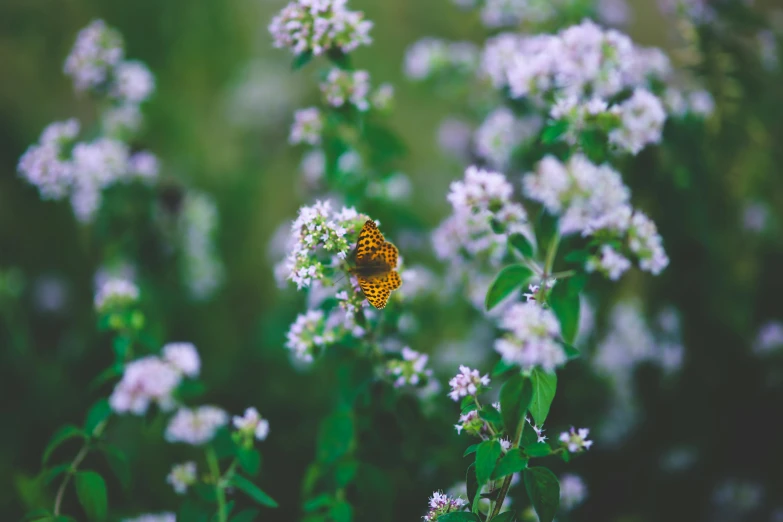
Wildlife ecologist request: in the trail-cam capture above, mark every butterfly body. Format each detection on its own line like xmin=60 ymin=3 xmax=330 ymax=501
xmin=350 ymin=220 xmax=402 ymax=309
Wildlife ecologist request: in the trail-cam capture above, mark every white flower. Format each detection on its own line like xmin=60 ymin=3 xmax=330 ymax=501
xmin=608 ymin=89 xmax=667 ymax=154
xmin=494 ymin=302 xmax=566 ymax=372
xmin=127 ymin=151 xmax=160 ymax=182
xmin=94 ymin=278 xmax=139 ymax=311
xmin=122 ymin=514 xmax=176 ymax=522
xmin=180 ymin=192 xmax=224 ymax=300
xmin=479 ymin=0 xmax=553 ymax=28
xmin=232 ymin=407 xmax=270 ymax=441
xmin=474 ymin=108 xmax=540 ymax=169
xmin=526 ymin=416 xmax=547 ymax=443
xmin=560 ymin=473 xmax=587 ymax=510
xmin=320 ymin=68 xmax=372 ymax=111
xmin=628 ymin=211 xmax=669 ymax=275
xmin=481 ymin=33 xmax=525 ymax=88
xmin=448 ymin=365 xmax=490 ymax=401
xmin=71 ymin=138 xmax=130 ymax=188
xmin=166 ymin=461 xmax=197 ymax=495
xmin=754 ymin=321 xmax=783 ymax=354
xmin=102 ymin=105 xmax=143 ymax=137
xmin=109 ymin=356 xmax=182 ymax=415
xmin=559 ymin=426 xmax=593 ymax=453
xmin=289 ymin=108 xmax=324 ymax=146
xmin=586 ymin=245 xmax=632 ymax=281
xmin=112 ymin=60 xmax=155 ymax=104
xmin=17 ymin=119 xmax=80 ymax=200
xmin=269 ymin=0 xmax=373 ymax=56
xmin=165 ymin=406 xmax=229 ymax=445
xmin=64 ymin=20 xmax=124 ymax=93
xmin=403 ymin=38 xmax=478 ymax=80
xmin=424 ymin=491 xmax=467 ymax=522
xmin=386 ymin=347 xmax=433 ymax=387
xmin=163 ymin=342 xmax=201 ymax=378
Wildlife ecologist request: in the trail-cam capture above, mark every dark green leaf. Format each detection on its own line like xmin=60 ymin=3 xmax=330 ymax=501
xmin=89 ymin=363 xmax=124 ymax=392
xmin=230 ymin=474 xmax=279 ymax=508
xmin=541 ymin=120 xmax=569 ymax=144
xmin=509 ymin=233 xmax=535 ymax=258
xmin=499 ymin=375 xmax=533 ymax=443
xmin=316 ymin=409 xmax=354 ymax=464
xmin=466 ymin=463 xmax=478 ymax=508
xmin=112 ymin=336 xmax=131 ymax=360
xmin=177 ymin=498 xmax=210 ymax=522
xmin=492 ymin=449 xmax=528 ymax=480
xmin=84 ymin=399 xmax=111 ymax=436
xmin=475 ymin=440 xmax=502 ymax=488
xmin=22 ymin=509 xmax=51 ymax=521
xmin=492 ymin=358 xmax=517 ymax=377
xmin=238 ymin=447 xmax=261 ymax=477
xmin=42 ymin=425 xmax=86 ymax=464
xmin=230 ymin=508 xmax=260 ymax=522
xmin=326 ymin=48 xmax=351 ymax=69
xmin=562 ymin=343 xmax=580 ymax=359
xmin=74 ymin=471 xmax=108 ymax=521
xmin=478 ymin=406 xmax=503 ymax=429
xmin=101 ymin=445 xmax=130 ymax=490
xmin=524 ymin=442 xmax=552 ymax=457
xmin=561 ymin=450 xmax=571 ymax=463
xmin=523 ymin=467 xmax=560 ymax=522
xmin=520 ymin=421 xmax=539 ymax=447
xmin=40 ymin=464 xmax=70 ymax=485
xmin=463 ymin=444 xmax=479 ymax=457
xmin=292 ymin=51 xmax=313 ymax=70
xmin=437 ymin=514 xmax=480 ymax=522
xmin=176 ymin=379 xmax=207 ymax=400
xmin=529 ymin=369 xmax=557 ymax=426
xmin=212 ymin=427 xmax=237 ymax=460
xmin=485 ymin=265 xmax=533 ymax=311
xmin=193 ymin=483 xmax=218 ymax=503
xmin=335 ymin=460 xmax=358 ymax=487
xmin=329 ymin=500 xmax=352 ymax=522
xmin=303 ymin=493 xmax=333 ymax=512
xmin=563 ymin=249 xmax=588 ymax=264
xmin=491 ymin=511 xmax=516 ymax=522
xmin=549 ymin=279 xmax=580 ymax=345
xmin=460 ymin=395 xmax=475 ymax=411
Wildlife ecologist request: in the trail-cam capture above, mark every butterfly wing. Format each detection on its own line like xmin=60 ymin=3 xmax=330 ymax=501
xmin=356 ymin=270 xmax=402 ymax=309
xmin=355 ymin=220 xmax=386 ymax=264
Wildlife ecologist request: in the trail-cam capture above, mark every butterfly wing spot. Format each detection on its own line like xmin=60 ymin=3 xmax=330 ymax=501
xmin=355 ymin=220 xmax=386 ymax=263
xmin=353 ymin=220 xmax=402 ymax=309
xmin=381 ymin=242 xmax=399 ymax=268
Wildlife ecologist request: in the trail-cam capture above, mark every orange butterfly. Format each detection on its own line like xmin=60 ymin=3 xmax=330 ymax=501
xmin=350 ymin=220 xmax=402 ymax=309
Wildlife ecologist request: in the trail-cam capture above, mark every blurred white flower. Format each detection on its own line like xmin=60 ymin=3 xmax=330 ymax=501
xmin=448 ymin=365 xmax=490 ymax=401
xmin=163 ymin=342 xmax=201 ymax=378
xmin=560 ymin=473 xmax=588 ymax=510
xmin=423 ymin=491 xmax=467 ymax=522
xmin=112 ymin=60 xmax=155 ymax=104
xmin=64 ymin=20 xmax=124 ymax=93
xmin=94 ymin=278 xmax=139 ymax=311
xmin=559 ymin=426 xmax=593 ymax=453
xmin=386 ymin=347 xmax=433 ymax=387
xmin=233 ymin=407 xmax=270 ymax=441
xmin=166 ymin=461 xmax=197 ymax=495
xmin=109 ymin=356 xmax=182 ymax=415
xmin=165 ymin=406 xmax=229 ymax=445
xmin=494 ymin=302 xmax=566 ymax=372
xmin=289 ymin=108 xmax=324 ymax=146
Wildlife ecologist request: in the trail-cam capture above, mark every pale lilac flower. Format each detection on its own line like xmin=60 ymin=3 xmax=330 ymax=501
xmin=180 ymin=192 xmax=224 ymax=300
xmin=608 ymin=89 xmax=667 ymax=154
xmin=17 ymin=119 xmax=80 ymax=199
xmin=423 ymin=491 xmax=467 ymax=521
xmin=289 ymin=108 xmax=324 ymax=146
xmin=112 ymin=61 xmax=155 ymax=104
xmin=481 ymin=33 xmax=525 ymax=89
xmin=628 ymin=211 xmax=669 ymax=275
xmin=387 ymin=347 xmax=433 ymax=387
xmin=370 ymin=83 xmax=394 ymax=111
xmin=454 ymin=409 xmax=489 ymax=437
xmin=479 ymin=0 xmax=553 ymax=28
xmin=437 ymin=118 xmax=473 ymax=158
xmin=688 ymin=90 xmax=715 ymax=116
xmin=122 ymin=514 xmax=176 ymax=522
xmin=559 ymin=426 xmax=593 ymax=453
xmin=165 ymin=406 xmax=229 ymax=445
xmin=286 ymin=310 xmax=327 ymax=362
xmin=269 ymin=0 xmax=373 ymax=56
xmin=94 ymin=278 xmax=139 ymax=311
xmin=754 ymin=322 xmax=783 ymax=354
xmin=299 ymin=149 xmax=326 ymax=188
xmin=499 ymin=438 xmax=512 ymax=452
xmin=366 ymin=172 xmax=412 ymax=202
xmin=102 ymin=105 xmax=143 ymax=137
xmin=166 ymin=461 xmax=197 ymax=495
xmin=109 ymin=356 xmax=182 ymax=415
xmin=448 ymin=365 xmax=490 ymax=401
xmin=474 ymin=108 xmax=540 ymax=169
xmin=586 ymin=245 xmax=631 ymax=281
xmin=560 ymin=473 xmax=588 ymax=510
xmin=320 ymin=68 xmax=372 ymax=111
xmin=232 ymin=407 xmax=270 ymax=441
xmin=71 ymin=138 xmax=130 ymax=188
xmin=526 ymin=416 xmax=547 ymax=443
xmin=163 ymin=342 xmax=201 ymax=378
xmin=494 ymin=302 xmax=566 ymax=372
xmin=127 ymin=151 xmax=159 ymax=182
xmin=404 ymin=39 xmax=478 ymax=80
xmin=63 ymin=20 xmax=124 ymax=93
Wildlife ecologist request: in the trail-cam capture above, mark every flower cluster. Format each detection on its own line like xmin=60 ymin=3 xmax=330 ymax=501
xmin=278 ymin=200 xmax=369 ymax=290
xmin=109 ymin=343 xmax=201 ymax=415
xmin=320 ymin=69 xmax=372 ymax=111
xmin=232 ymin=407 xmax=270 ymax=441
xmin=386 ymin=347 xmax=433 ymax=388
xmin=560 ymin=473 xmax=588 ymax=510
xmin=404 ymin=39 xmax=479 ymax=80
xmin=179 ymin=191 xmax=225 ymax=300
xmin=448 ymin=365 xmax=490 ymax=401
xmin=433 ymin=166 xmax=528 ymax=270
xmin=94 ymin=277 xmax=140 ymax=312
xmin=166 ymin=461 xmax=197 ymax=495
xmin=423 ymin=491 xmax=467 ymax=521
xmin=559 ymin=426 xmax=593 ymax=453
xmin=474 ymin=108 xmax=541 ymax=168
xmin=165 ymin=406 xmax=229 ymax=445
xmin=290 ymin=108 xmax=325 ymax=146
xmin=269 ymin=0 xmax=372 ymax=56
xmin=607 ymin=88 xmax=667 ymax=154
xmin=17 ymin=119 xmax=79 ymax=199
xmin=494 ymin=302 xmax=566 ymax=372
xmin=285 ymin=307 xmax=366 ymax=362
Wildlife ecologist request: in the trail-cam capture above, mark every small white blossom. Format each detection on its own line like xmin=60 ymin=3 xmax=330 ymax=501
xmin=754 ymin=321 xmax=783 ymax=354
xmin=526 ymin=416 xmax=547 ymax=443
xmin=386 ymin=347 xmax=433 ymax=388
xmin=233 ymin=407 xmax=270 ymax=441
xmin=64 ymin=20 xmax=124 ymax=93
xmin=180 ymin=192 xmax=225 ymax=300
xmin=17 ymin=119 xmax=80 ymax=199
xmin=559 ymin=426 xmax=593 ymax=453
xmin=560 ymin=473 xmax=588 ymax=510
xmin=448 ymin=365 xmax=489 ymax=401
xmin=474 ymin=108 xmax=541 ymax=169
xmin=109 ymin=356 xmax=182 ymax=415
xmin=165 ymin=406 xmax=229 ymax=445
xmin=127 ymin=151 xmax=160 ymax=182
xmin=289 ymin=108 xmax=324 ymax=146
xmin=423 ymin=491 xmax=467 ymax=522
xmin=94 ymin=278 xmax=139 ymax=311
xmin=404 ymin=38 xmax=479 ymax=80
xmin=166 ymin=461 xmax=197 ymax=495
xmin=320 ymin=68 xmax=372 ymax=111
xmin=112 ymin=60 xmax=155 ymax=104
xmin=586 ymin=245 xmax=632 ymax=281
xmin=163 ymin=342 xmax=201 ymax=378
xmin=494 ymin=302 xmax=566 ymax=372
xmin=609 ymin=89 xmax=667 ymax=154
xmin=628 ymin=211 xmax=669 ymax=275
xmin=122 ymin=514 xmax=176 ymax=522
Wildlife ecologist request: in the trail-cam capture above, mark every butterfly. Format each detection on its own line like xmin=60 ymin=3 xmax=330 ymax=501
xmin=350 ymin=220 xmax=402 ymax=309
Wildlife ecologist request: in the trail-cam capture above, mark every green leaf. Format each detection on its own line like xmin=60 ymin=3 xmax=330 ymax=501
xmin=523 ymin=467 xmax=560 ymax=522
xmin=329 ymin=500 xmax=352 ymax=522
xmin=485 ymin=265 xmax=533 ymax=311
xmin=561 ymin=450 xmax=571 ymax=463
xmin=176 ymin=379 xmax=207 ymax=400
xmin=89 ymin=363 xmax=124 ymax=391
xmin=466 ymin=463 xmax=478 ymax=508
xmin=492 ymin=358 xmax=517 ymax=377
xmin=562 ymin=343 xmax=580 ymax=359
xmin=84 ymin=399 xmax=111 ymax=436
xmin=529 ymin=369 xmax=557 ymax=426
xmin=499 ymin=375 xmax=533 ymax=443
xmin=40 ymin=464 xmax=70 ymax=485
xmin=303 ymin=493 xmax=333 ymax=512
xmin=524 ymin=443 xmax=552 ymax=457
xmin=193 ymin=483 xmax=218 ymax=503
xmin=463 ymin=444 xmax=479 ymax=457
xmin=509 ymin=233 xmax=535 ymax=258
xmin=460 ymin=395 xmax=475 ymax=411
xmin=478 ymin=406 xmax=503 ymax=429
xmin=316 ymin=409 xmax=354 ymax=464
xmin=492 ymin=449 xmax=528 ymax=479
xmin=475 ymin=440 xmax=502 ymax=489
xmin=212 ymin=427 xmax=237 ymax=460
xmin=549 ymin=279 xmax=581 ymax=345
xmin=334 ymin=460 xmax=358 ymax=487
xmin=437 ymin=514 xmax=480 ymax=522
xmin=292 ymin=51 xmax=313 ymax=70
xmin=177 ymin=498 xmax=210 ymax=522
xmin=230 ymin=474 xmax=279 ymax=508
xmin=238 ymin=447 xmax=261 ymax=477
xmin=42 ymin=425 xmax=86 ymax=464
xmin=101 ymin=445 xmax=130 ymax=490
xmin=563 ymin=249 xmax=588 ymax=264
xmin=541 ymin=120 xmax=569 ymax=144
xmin=74 ymin=471 xmax=108 ymax=521
xmin=491 ymin=511 xmax=516 ymax=522
xmin=22 ymin=509 xmax=52 ymax=521
xmin=520 ymin=421 xmax=538 ymax=447
xmin=229 ymin=509 xmax=260 ymax=522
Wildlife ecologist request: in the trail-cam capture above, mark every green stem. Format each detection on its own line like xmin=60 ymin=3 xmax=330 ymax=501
xmin=543 ymin=231 xmax=561 ymax=278
xmin=206 ymin=447 xmax=227 ymax=522
xmin=53 ymin=420 xmax=107 ymax=516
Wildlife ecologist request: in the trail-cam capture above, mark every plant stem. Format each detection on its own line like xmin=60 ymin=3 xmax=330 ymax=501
xmin=489 ymin=475 xmax=513 ymax=519
xmin=543 ymin=231 xmax=560 ymax=278
xmin=207 ymin=447 xmax=227 ymax=522
xmin=53 ymin=444 xmax=90 ymax=515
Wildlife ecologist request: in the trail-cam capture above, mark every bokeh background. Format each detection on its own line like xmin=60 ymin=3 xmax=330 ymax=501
xmin=2 ymin=0 xmax=783 ymax=521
